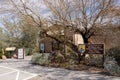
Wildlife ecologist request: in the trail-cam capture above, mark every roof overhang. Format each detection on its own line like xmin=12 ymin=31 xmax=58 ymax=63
xmin=5 ymin=47 xmax=16 ymax=51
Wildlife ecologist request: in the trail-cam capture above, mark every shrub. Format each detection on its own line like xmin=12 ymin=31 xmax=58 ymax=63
xmin=104 ymin=56 xmax=120 ymax=76
xmin=4 ymin=51 xmax=10 ymax=58
xmin=105 ymin=47 xmax=120 ymax=65
xmin=48 ymin=50 xmax=65 ymax=63
xmin=25 ymin=48 xmax=34 ymax=56
xmin=0 ymin=49 xmax=2 ymax=59
xmin=55 ymin=52 xmax=65 ymax=63
xmin=85 ymin=54 xmax=103 ymax=67
xmin=31 ymin=53 xmax=49 ymax=66
xmin=104 ymin=47 xmax=120 ymax=76
xmin=48 ymin=51 xmax=56 ymax=63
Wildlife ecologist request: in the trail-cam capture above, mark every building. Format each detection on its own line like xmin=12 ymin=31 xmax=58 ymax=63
xmin=5 ymin=47 xmax=17 ymax=58
xmin=39 ymin=24 xmax=84 ymax=53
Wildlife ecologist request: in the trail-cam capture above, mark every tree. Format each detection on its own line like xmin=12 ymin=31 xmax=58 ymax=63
xmin=0 ymin=27 xmax=7 ymax=49
xmin=44 ymin=0 xmax=119 ymax=62
xmin=18 ymin=15 xmax=39 ymax=49
xmin=1 ymin=15 xmax=39 ymax=52
xmin=44 ymin=0 xmax=118 ymax=43
xmin=1 ymin=17 xmax=21 ymax=47
xmin=10 ymin=0 xmax=119 ymax=63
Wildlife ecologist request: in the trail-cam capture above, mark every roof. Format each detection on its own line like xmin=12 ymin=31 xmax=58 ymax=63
xmin=5 ymin=47 xmax=16 ymax=51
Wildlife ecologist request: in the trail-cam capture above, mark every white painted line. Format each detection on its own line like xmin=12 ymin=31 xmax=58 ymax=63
xmin=20 ymin=70 xmax=37 ymax=75
xmin=0 ymin=71 xmax=16 ymax=77
xmin=0 ymin=66 xmax=39 ymax=80
xmin=0 ymin=66 xmax=18 ymax=71
xmin=23 ymin=74 xmax=38 ymax=80
xmin=0 ymin=66 xmax=36 ymax=75
xmin=16 ymin=71 xmax=20 ymax=80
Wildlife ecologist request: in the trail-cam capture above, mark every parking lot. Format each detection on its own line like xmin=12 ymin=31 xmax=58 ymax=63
xmin=0 ymin=56 xmax=38 ymax=80
xmin=0 ymin=56 xmax=120 ymax=80
xmin=0 ymin=66 xmax=37 ymax=80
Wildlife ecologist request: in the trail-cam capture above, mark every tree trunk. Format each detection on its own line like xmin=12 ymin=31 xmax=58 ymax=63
xmin=78 ymin=34 xmax=89 ymax=63
xmin=82 ymin=34 xmax=89 ymax=43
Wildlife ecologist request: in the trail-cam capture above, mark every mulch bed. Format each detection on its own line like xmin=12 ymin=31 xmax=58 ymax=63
xmin=33 ymin=62 xmax=120 ymax=77
xmin=47 ymin=63 xmax=111 ymax=76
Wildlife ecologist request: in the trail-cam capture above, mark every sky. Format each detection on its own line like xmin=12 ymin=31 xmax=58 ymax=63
xmin=0 ymin=0 xmax=120 ymax=29
xmin=0 ymin=0 xmax=50 ymax=15
xmin=0 ymin=0 xmax=51 ymax=28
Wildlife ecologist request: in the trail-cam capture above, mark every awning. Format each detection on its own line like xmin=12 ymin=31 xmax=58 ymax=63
xmin=5 ymin=47 xmax=16 ymax=51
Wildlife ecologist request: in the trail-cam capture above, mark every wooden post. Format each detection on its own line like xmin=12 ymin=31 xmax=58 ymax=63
xmin=2 ymin=48 xmax=4 ymax=55
xmin=2 ymin=48 xmax=6 ymax=60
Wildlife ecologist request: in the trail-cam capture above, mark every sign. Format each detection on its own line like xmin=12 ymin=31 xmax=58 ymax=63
xmin=78 ymin=44 xmax=104 ymax=54
xmin=18 ymin=48 xmax=24 ymax=59
xmin=40 ymin=43 xmax=44 ymax=51
xmin=78 ymin=44 xmax=85 ymax=54
xmin=86 ymin=44 xmax=104 ymax=54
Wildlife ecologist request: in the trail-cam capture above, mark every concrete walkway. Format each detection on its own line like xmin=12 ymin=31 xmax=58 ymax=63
xmin=0 ymin=56 xmax=120 ymax=80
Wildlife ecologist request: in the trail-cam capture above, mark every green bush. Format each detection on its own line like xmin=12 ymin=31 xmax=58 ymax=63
xmin=105 ymin=47 xmax=120 ymax=65
xmin=69 ymin=52 xmax=78 ymax=60
xmin=104 ymin=56 xmax=120 ymax=76
xmin=25 ymin=48 xmax=34 ymax=56
xmin=85 ymin=54 xmax=103 ymax=67
xmin=48 ymin=51 xmax=65 ymax=63
xmin=0 ymin=49 xmax=2 ymax=59
xmin=55 ymin=53 xmax=65 ymax=63
xmin=31 ymin=53 xmax=49 ymax=66
xmin=4 ymin=51 xmax=10 ymax=58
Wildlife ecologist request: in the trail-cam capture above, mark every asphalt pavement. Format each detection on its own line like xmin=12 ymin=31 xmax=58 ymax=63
xmin=0 ymin=56 xmax=120 ymax=80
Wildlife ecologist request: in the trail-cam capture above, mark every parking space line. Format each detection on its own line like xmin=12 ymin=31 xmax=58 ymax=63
xmin=0 ymin=66 xmax=18 ymax=71
xmin=20 ymin=70 xmax=37 ymax=75
xmin=0 ymin=66 xmax=39 ymax=80
xmin=23 ymin=74 xmax=38 ymax=80
xmin=0 ymin=71 xmax=16 ymax=77
xmin=16 ymin=71 xmax=20 ymax=80
xmin=0 ymin=66 xmax=37 ymax=75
